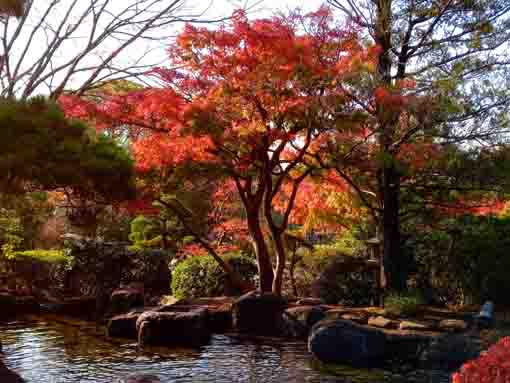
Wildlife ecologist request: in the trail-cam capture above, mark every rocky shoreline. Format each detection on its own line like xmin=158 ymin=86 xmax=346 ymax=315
xmin=0 ymin=288 xmax=491 ymax=374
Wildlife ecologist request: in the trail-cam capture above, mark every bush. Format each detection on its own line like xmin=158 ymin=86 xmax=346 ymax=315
xmin=452 ymin=337 xmax=510 ymax=383
xmin=309 ymin=253 xmax=379 ymax=306
xmin=405 ymin=215 xmax=510 ymax=306
xmin=384 ymin=291 xmax=424 ymax=317
xmin=171 ymin=254 xmax=257 ymax=300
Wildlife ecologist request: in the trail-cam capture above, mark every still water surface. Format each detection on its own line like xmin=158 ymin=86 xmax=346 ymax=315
xmin=0 ymin=316 xmax=452 ymax=383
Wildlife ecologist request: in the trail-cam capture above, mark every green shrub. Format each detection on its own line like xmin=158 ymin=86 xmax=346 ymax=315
xmin=309 ymin=253 xmax=379 ymax=306
xmin=13 ymin=249 xmax=70 ymax=264
xmin=171 ymin=253 xmax=257 ymax=300
xmin=384 ymin=291 xmax=425 ymax=317
xmin=405 ymin=214 xmax=510 ymax=306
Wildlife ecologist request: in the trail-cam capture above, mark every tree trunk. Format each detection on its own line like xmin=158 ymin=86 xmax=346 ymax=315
xmin=375 ymin=0 xmax=407 ymax=292
xmin=381 ymin=166 xmax=407 ymax=291
xmin=247 ymin=215 xmax=274 ymax=293
xmin=270 ymin=232 xmax=287 ymax=296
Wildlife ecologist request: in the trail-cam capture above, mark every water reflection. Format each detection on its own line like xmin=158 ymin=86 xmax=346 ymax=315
xmin=0 ymin=316 xmax=452 ymax=383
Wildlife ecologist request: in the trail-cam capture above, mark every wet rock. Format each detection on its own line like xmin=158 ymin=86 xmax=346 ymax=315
xmin=439 ymin=319 xmax=468 ymax=332
xmin=282 ymin=306 xmax=326 ymax=338
xmin=0 ymin=293 xmax=39 ymax=319
xmin=368 ymin=316 xmax=399 ymax=329
xmin=420 ymin=333 xmax=482 ymax=370
xmin=232 ymin=291 xmax=287 ymax=335
xmin=118 ymin=374 xmax=160 ymax=383
xmin=0 ymin=359 xmax=24 ymax=383
xmin=136 ymin=308 xmax=210 ymax=347
xmin=207 ymin=304 xmax=233 ymax=333
xmin=308 ymin=319 xmax=387 ymax=367
xmin=109 ymin=286 xmax=144 ymax=315
xmin=107 ymin=312 xmax=141 ymax=339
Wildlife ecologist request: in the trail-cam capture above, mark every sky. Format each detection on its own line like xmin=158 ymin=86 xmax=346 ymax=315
xmin=0 ymin=0 xmax=328 ymax=96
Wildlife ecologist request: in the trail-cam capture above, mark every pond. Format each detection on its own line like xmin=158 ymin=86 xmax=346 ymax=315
xmin=0 ymin=316 xmax=452 ymax=383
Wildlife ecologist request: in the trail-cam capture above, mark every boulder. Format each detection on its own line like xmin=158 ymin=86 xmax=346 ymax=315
xmin=118 ymin=375 xmax=160 ymax=383
xmin=282 ymin=306 xmax=326 ymax=338
xmin=368 ymin=316 xmax=399 ymax=329
xmin=136 ymin=308 xmax=210 ymax=347
xmin=0 ymin=359 xmax=24 ymax=383
xmin=109 ymin=286 xmax=144 ymax=315
xmin=207 ymin=304 xmax=233 ymax=333
xmin=107 ymin=312 xmax=141 ymax=339
xmin=0 ymin=293 xmax=39 ymax=319
xmin=308 ymin=319 xmax=387 ymax=367
xmin=232 ymin=291 xmax=287 ymax=335
xmin=438 ymin=319 xmax=468 ymax=332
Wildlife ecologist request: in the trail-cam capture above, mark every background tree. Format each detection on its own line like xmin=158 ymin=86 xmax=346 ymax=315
xmin=326 ymin=0 xmax=510 ymax=291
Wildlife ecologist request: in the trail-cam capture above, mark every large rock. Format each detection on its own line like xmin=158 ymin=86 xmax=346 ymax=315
xmin=0 ymin=359 xmax=24 ymax=383
xmin=0 ymin=293 xmax=39 ymax=319
xmin=41 ymin=297 xmax=96 ymax=319
xmin=109 ymin=286 xmax=144 ymax=315
xmin=207 ymin=304 xmax=233 ymax=333
xmin=136 ymin=308 xmax=210 ymax=347
xmin=308 ymin=319 xmax=387 ymax=367
xmin=232 ymin=291 xmax=287 ymax=335
xmin=282 ymin=306 xmax=326 ymax=338
xmin=107 ymin=312 xmax=141 ymax=339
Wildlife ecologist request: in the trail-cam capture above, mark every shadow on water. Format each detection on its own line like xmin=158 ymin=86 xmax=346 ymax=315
xmin=0 ymin=315 xmax=452 ymax=383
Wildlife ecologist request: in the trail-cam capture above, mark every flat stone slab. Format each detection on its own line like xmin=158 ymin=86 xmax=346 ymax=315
xmin=341 ymin=313 xmax=369 ymax=324
xmin=439 ymin=319 xmax=468 ymax=332
xmin=399 ymin=320 xmax=432 ymax=331
xmin=368 ymin=316 xmax=399 ymax=329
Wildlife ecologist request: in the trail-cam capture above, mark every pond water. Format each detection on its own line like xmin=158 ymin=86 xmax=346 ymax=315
xmin=0 ymin=316 xmax=452 ymax=383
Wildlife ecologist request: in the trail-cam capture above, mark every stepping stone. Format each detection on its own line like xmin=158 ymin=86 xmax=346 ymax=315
xmin=368 ymin=316 xmax=399 ymax=329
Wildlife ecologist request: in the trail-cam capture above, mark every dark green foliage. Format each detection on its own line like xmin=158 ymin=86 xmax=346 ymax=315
xmin=171 ymin=254 xmax=257 ymax=300
xmin=0 ymin=97 xmax=135 ymax=201
xmin=309 ymin=253 xmax=379 ymax=306
xmin=407 ymin=215 xmax=510 ymax=305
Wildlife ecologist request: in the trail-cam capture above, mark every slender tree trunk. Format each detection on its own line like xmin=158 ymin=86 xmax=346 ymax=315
xmin=270 ymin=232 xmax=287 ymax=296
xmin=247 ymin=214 xmax=274 ymax=293
xmin=375 ymin=0 xmax=406 ymax=292
xmin=289 ymin=247 xmax=299 ymax=297
xmin=381 ymin=166 xmax=406 ymax=291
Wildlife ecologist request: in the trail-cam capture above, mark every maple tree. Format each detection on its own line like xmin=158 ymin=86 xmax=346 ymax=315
xmin=62 ymin=9 xmax=379 ymax=295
